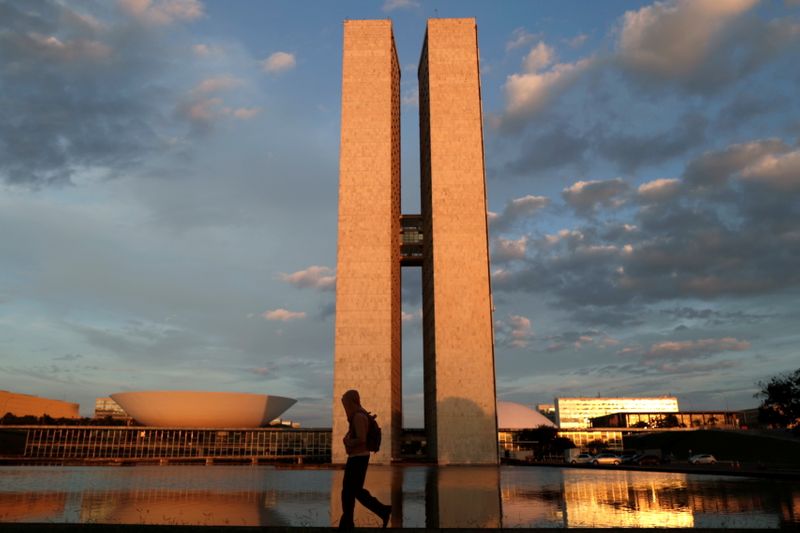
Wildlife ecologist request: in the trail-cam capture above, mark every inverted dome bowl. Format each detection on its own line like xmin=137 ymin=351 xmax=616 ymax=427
xmin=110 ymin=391 xmax=296 ymax=428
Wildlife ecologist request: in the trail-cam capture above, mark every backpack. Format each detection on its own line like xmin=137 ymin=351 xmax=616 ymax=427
xmin=363 ymin=410 xmax=382 ymax=452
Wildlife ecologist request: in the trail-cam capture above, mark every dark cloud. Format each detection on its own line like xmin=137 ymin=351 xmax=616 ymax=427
xmin=489 ymin=195 xmax=549 ymax=235
xmin=596 ymin=113 xmax=707 ymax=173
xmin=561 ymin=177 xmax=629 ymax=216
xmin=0 ymin=0 xmax=202 ymax=186
xmin=505 ymin=127 xmax=589 ymax=175
xmin=715 ymin=91 xmax=790 ymax=132
xmin=616 ymin=3 xmax=800 ymax=95
xmin=492 ymin=138 xmax=800 ymax=324
xmin=660 ymin=307 xmax=778 ymax=326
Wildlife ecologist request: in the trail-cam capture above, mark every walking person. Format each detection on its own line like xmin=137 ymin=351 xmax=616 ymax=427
xmin=339 ymin=389 xmax=391 ymax=529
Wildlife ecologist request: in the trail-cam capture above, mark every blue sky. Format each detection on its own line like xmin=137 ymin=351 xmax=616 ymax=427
xmin=1 ymin=0 xmax=799 ymax=426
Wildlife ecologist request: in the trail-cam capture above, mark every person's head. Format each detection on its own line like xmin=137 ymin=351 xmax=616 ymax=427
xmin=341 ymin=389 xmax=361 ymax=414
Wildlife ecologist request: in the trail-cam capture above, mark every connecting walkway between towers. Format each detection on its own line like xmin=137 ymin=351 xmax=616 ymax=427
xmin=399 ymin=214 xmax=424 ymax=266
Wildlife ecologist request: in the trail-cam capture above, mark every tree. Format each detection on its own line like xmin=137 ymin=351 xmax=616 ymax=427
xmin=756 ymin=368 xmax=800 ymax=429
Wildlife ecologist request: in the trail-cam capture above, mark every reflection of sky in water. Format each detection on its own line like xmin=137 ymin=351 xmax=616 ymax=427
xmin=0 ymin=465 xmax=797 ymax=527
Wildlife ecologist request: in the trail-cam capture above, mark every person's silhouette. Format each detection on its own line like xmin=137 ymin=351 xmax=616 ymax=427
xmin=338 ymin=389 xmax=391 ymax=529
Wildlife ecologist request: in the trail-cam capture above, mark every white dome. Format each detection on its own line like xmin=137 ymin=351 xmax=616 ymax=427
xmin=111 ymin=391 xmax=296 ymax=428
xmin=497 ymin=401 xmax=556 ymax=429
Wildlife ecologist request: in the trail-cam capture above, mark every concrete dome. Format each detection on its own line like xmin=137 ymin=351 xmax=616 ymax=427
xmin=110 ymin=391 xmax=296 ymax=428
xmin=497 ymin=401 xmax=556 ymax=429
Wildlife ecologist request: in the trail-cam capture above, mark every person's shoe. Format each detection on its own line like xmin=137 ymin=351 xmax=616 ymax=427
xmin=380 ymin=505 xmax=392 ymax=528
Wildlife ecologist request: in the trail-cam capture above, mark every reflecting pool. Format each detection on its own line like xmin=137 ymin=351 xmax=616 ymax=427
xmin=0 ymin=465 xmax=797 ymax=528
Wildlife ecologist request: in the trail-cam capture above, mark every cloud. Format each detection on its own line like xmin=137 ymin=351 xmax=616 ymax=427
xmin=279 ymin=266 xmax=336 ymax=291
xmin=500 ymin=57 xmax=594 ymax=129
xmin=637 ymin=178 xmax=681 ymax=203
xmin=506 ymin=28 xmax=539 ymax=51
xmin=505 ymin=127 xmax=589 ymax=175
xmin=0 ymin=0 xmax=218 ymax=186
xmin=643 ymin=337 xmax=751 ymax=360
xmin=262 ymin=51 xmax=296 ymax=74
xmin=262 ymin=309 xmax=306 ymax=322
xmin=683 ymin=138 xmax=791 ymax=189
xmin=562 ymin=178 xmax=629 ymax=215
xmin=492 ymin=137 xmax=800 ymax=321
xmin=119 ymin=0 xmax=204 ymax=26
xmin=193 ymin=76 xmax=243 ymax=94
xmin=740 ymin=149 xmax=800 ymax=191
xmin=523 ymin=42 xmax=555 ymax=72
xmin=616 ymin=0 xmax=800 ymax=93
xmin=495 ymin=314 xmax=533 ymax=348
xmin=566 ymin=33 xmax=589 ymax=48
xmin=229 ymin=107 xmax=262 ymax=120
xmin=382 ymin=0 xmax=419 ymax=11
xmin=617 ymin=0 xmax=758 ymax=80
xmin=596 ymin=113 xmax=707 ymax=172
xmin=489 ymin=195 xmax=549 ymax=234
xmin=492 ymin=236 xmax=528 ymax=262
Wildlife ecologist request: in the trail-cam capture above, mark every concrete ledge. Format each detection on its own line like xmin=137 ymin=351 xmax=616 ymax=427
xmin=0 ymin=526 xmax=781 ymax=533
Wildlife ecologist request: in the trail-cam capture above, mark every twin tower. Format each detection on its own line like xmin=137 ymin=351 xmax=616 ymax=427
xmin=333 ymin=19 xmax=497 ymax=464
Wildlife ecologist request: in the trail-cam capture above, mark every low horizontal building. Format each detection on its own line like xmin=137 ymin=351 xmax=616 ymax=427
xmin=590 ymin=411 xmax=742 ymax=430
xmin=555 ymin=396 xmax=679 ymax=429
xmin=0 ymin=390 xmax=79 ymax=419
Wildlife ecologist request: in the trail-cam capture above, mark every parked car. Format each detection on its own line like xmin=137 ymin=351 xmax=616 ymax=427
xmin=689 ymin=454 xmax=717 ymax=465
xmin=633 ymin=454 xmax=661 ymax=466
xmin=619 ymin=452 xmax=638 ymax=464
xmin=592 ymin=452 xmax=621 ymax=465
xmin=569 ymin=453 xmax=594 ymax=464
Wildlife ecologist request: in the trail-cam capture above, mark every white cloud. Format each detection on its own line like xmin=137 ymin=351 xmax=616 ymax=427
xmin=562 ymin=178 xmax=629 ymax=214
xmin=645 ymin=337 xmax=751 ymax=359
xmin=493 ymin=236 xmax=528 ymax=262
xmin=119 ymin=0 xmax=204 ymax=26
xmin=508 ymin=314 xmax=533 ymax=348
xmin=262 ymin=51 xmax=296 ymax=74
xmin=382 ymin=0 xmax=419 ymax=12
xmin=279 ymin=266 xmax=336 ymax=291
xmin=230 ymin=107 xmax=262 ymax=120
xmin=502 ymin=57 xmax=593 ymax=124
xmin=637 ymin=178 xmax=681 ymax=202
xmin=262 ymin=308 xmax=306 ymax=322
xmin=193 ymin=76 xmax=243 ymax=94
xmin=192 ymin=43 xmax=223 ymax=57
xmin=741 ymin=149 xmax=800 ymax=191
xmin=27 ymin=33 xmax=112 ymax=62
xmin=566 ymin=33 xmax=589 ymax=48
xmin=617 ymin=0 xmax=759 ymax=79
xmin=523 ymin=42 xmax=555 ymax=73
xmin=506 ymin=28 xmax=539 ymax=51
xmin=490 ymin=195 xmax=549 ymax=233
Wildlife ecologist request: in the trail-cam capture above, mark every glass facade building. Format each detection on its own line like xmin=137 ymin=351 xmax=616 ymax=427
xmin=555 ymin=397 xmax=679 ymax=429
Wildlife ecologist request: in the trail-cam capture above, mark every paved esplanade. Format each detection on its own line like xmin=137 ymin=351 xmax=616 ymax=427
xmin=333 ymin=19 xmax=497 ymax=465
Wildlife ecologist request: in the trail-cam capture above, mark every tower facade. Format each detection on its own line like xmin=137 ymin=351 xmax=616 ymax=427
xmin=334 ymin=18 xmax=496 ymax=465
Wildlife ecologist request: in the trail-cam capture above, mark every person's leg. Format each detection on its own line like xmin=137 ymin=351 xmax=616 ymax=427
xmin=352 ymin=456 xmax=391 ymax=526
xmin=338 ymin=456 xmax=359 ymax=529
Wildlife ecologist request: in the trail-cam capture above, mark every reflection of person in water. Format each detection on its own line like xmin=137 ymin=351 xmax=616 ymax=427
xmin=338 ymin=389 xmax=391 ymax=529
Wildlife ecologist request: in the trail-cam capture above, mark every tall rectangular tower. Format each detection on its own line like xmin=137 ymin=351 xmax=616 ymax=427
xmin=419 ymin=18 xmax=497 ymax=464
xmin=333 ymin=20 xmax=402 ymax=464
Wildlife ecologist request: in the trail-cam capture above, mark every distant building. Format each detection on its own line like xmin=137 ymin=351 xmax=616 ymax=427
xmin=94 ymin=397 xmax=131 ymax=421
xmin=536 ymin=403 xmax=556 ymax=423
xmin=0 ymin=390 xmax=79 ymax=419
xmin=555 ymin=396 xmax=679 ymax=429
xmin=590 ymin=411 xmax=741 ymax=430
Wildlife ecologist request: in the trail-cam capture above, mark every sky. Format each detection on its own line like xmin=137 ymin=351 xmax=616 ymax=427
xmin=1 ymin=0 xmax=799 ymax=426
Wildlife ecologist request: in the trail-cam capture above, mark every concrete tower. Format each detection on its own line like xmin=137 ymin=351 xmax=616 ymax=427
xmin=334 ymin=18 xmax=496 ymax=465
xmin=333 ymin=20 xmax=402 ymax=465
